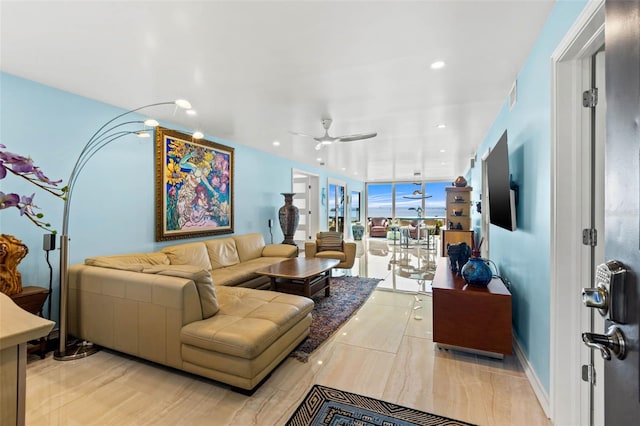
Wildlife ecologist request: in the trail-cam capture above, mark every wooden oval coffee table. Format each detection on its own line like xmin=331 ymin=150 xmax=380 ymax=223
xmin=256 ymin=257 xmax=340 ymax=297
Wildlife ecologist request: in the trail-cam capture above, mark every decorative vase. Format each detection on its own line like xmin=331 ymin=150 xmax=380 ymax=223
xmin=279 ymin=193 xmax=299 ymax=245
xmin=453 ymin=176 xmax=467 ymax=187
xmin=461 ymin=256 xmax=493 ymax=287
xmin=0 ymin=234 xmax=29 ymax=296
xmin=352 ymin=223 xmax=365 ymax=240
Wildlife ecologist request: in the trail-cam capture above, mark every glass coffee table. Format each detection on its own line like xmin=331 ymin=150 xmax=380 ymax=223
xmin=257 ymin=257 xmax=340 ymax=298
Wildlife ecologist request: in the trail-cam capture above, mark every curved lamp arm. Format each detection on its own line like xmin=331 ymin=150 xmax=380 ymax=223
xmin=55 ymin=100 xmax=193 ymax=360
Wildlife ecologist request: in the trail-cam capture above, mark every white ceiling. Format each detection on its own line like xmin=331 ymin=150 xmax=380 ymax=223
xmin=0 ymin=0 xmax=555 ymax=182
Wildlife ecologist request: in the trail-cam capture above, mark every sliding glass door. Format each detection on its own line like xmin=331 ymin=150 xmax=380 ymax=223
xmin=328 ymin=179 xmax=346 ymax=236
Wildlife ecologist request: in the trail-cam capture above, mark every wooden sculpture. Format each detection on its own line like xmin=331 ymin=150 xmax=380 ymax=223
xmin=0 ymin=234 xmax=29 ymax=296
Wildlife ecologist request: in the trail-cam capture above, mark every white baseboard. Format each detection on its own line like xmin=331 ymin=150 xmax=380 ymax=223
xmin=513 ymin=334 xmax=550 ymax=419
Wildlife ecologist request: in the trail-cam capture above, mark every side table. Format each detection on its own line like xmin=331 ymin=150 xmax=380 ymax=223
xmin=9 ymin=286 xmax=50 ymax=358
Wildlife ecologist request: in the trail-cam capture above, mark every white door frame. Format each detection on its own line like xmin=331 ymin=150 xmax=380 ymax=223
xmin=550 ymin=1 xmax=605 ymax=424
xmin=292 ymin=168 xmax=320 ymax=242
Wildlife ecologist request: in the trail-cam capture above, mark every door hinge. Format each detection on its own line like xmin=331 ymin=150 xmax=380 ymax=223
xmin=582 ymin=364 xmax=596 ymax=385
xmin=582 ymin=88 xmax=598 ymax=108
xmin=583 ymin=228 xmax=598 ymax=246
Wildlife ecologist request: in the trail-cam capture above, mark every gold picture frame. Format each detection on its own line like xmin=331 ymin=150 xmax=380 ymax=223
xmin=155 ymin=127 xmax=234 ymax=241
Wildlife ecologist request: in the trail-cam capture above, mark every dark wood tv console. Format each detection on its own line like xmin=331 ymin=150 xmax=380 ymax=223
xmin=432 ymin=257 xmax=512 ymax=358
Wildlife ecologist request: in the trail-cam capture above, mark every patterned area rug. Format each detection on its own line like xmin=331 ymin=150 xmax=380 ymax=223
xmin=286 ymin=385 xmax=475 ymax=426
xmin=290 ymin=276 xmax=382 ymax=362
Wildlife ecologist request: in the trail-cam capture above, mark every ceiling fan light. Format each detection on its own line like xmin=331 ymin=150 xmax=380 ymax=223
xmin=321 ymin=140 xmax=332 ymax=145
xmin=175 ymin=99 xmax=192 ymax=109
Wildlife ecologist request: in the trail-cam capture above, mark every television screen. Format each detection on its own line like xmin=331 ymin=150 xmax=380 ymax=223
xmin=486 ymin=130 xmax=516 ymax=231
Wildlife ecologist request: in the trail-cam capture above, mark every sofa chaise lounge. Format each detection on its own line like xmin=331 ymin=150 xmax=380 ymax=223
xmin=68 ymin=233 xmax=314 ymax=391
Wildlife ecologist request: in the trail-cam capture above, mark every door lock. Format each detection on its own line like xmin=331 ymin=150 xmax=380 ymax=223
xmin=582 ymin=260 xmax=627 ymax=323
xmin=582 ymin=325 xmax=626 ymax=360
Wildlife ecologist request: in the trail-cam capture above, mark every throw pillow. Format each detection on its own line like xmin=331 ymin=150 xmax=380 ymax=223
xmin=316 ymin=232 xmax=343 ymax=252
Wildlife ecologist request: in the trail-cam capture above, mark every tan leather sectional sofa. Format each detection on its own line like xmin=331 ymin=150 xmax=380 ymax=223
xmin=68 ymin=233 xmax=313 ymax=391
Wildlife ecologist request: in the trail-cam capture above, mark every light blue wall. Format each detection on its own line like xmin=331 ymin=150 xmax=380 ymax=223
xmin=468 ymin=0 xmax=587 ymax=393
xmin=0 ymin=72 xmax=363 ymax=323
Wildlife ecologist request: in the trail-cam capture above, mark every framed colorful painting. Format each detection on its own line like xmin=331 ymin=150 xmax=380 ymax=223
xmin=155 ymin=127 xmax=234 ymax=241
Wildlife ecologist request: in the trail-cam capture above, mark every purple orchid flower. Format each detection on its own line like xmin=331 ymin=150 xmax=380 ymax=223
xmin=1 ymin=144 xmax=65 ymax=232
xmin=7 ymin=154 xmax=34 ymax=173
xmin=19 ymin=193 xmax=37 ymax=216
xmin=33 ymin=167 xmax=63 ymax=185
xmin=0 ymin=191 xmax=20 ymax=209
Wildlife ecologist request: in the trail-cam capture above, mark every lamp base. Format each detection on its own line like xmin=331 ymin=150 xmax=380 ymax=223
xmin=54 ymin=339 xmax=100 ymax=361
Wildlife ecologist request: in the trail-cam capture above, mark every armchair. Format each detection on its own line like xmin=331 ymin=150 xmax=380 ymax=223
xmin=408 ymin=220 xmax=422 ymax=239
xmin=305 ymin=232 xmax=356 ymax=269
xmin=368 ymin=217 xmax=388 ymax=238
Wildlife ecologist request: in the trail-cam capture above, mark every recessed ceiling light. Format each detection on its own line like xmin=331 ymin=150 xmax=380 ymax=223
xmin=440 ymin=149 xmax=446 ymax=153
xmin=316 ymin=157 xmax=322 ymax=162
xmin=186 ymin=109 xmax=197 ymax=116
xmin=430 ymin=60 xmax=446 ymax=70
xmin=272 ymin=141 xmax=280 ymax=146
xmin=436 ymin=123 xmax=447 ymax=129
xmin=341 ymin=167 xmax=346 ymax=171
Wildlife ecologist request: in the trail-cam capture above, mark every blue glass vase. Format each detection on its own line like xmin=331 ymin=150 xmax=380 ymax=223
xmin=461 ymin=256 xmax=493 ymax=287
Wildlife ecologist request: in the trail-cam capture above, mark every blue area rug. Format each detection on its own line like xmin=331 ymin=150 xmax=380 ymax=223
xmin=286 ymin=385 xmax=475 ymax=425
xmin=290 ymin=276 xmax=382 ymax=362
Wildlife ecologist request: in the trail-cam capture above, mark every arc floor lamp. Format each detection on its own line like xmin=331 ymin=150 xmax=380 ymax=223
xmin=54 ymin=99 xmax=196 ymax=361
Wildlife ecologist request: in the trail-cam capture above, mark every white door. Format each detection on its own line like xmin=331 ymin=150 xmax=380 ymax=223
xmin=293 ymin=175 xmax=309 ymax=245
xmin=292 ymin=169 xmax=320 ymax=245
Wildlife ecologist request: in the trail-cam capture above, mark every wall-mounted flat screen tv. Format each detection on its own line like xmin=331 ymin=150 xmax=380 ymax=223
xmin=486 ymin=130 xmax=517 ymax=231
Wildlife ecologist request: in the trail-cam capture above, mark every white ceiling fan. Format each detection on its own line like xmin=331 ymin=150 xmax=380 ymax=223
xmin=289 ymin=118 xmax=377 ymax=150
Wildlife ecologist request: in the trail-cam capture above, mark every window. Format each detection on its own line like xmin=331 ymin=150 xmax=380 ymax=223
xmin=366 ymin=183 xmax=393 ymax=220
xmin=351 ymin=191 xmax=361 ymax=222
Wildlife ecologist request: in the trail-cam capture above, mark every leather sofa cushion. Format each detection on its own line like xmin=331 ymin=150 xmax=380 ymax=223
xmin=211 ymin=267 xmax=257 ymax=287
xmin=233 ymin=233 xmax=266 ymax=262
xmin=162 ymin=242 xmax=212 ymax=271
xmin=85 ymin=252 xmax=169 ymax=267
xmin=205 ymin=238 xmax=240 ymax=270
xmin=142 ymin=265 xmax=219 ymax=318
xmin=261 ymin=244 xmax=298 ymax=258
xmin=180 ymin=286 xmax=313 ymax=359
xmin=211 ymin=257 xmax=289 ymax=287
xmin=314 ymin=250 xmax=347 ymax=262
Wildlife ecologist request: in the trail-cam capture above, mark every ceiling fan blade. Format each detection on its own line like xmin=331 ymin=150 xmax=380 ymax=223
xmin=288 ymin=130 xmax=315 ymax=138
xmin=402 ymin=195 xmax=433 ymax=200
xmin=337 ymin=132 xmax=378 ymax=142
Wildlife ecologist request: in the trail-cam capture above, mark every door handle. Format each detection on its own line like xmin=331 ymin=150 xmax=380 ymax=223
xmin=582 ymin=325 xmax=626 ymax=360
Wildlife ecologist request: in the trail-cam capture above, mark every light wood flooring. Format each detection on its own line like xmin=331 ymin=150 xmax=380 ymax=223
xmin=25 ymin=238 xmax=549 ymax=425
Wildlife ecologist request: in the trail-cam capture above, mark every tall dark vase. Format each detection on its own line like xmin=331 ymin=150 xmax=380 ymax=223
xmin=279 ymin=193 xmax=299 ymax=245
